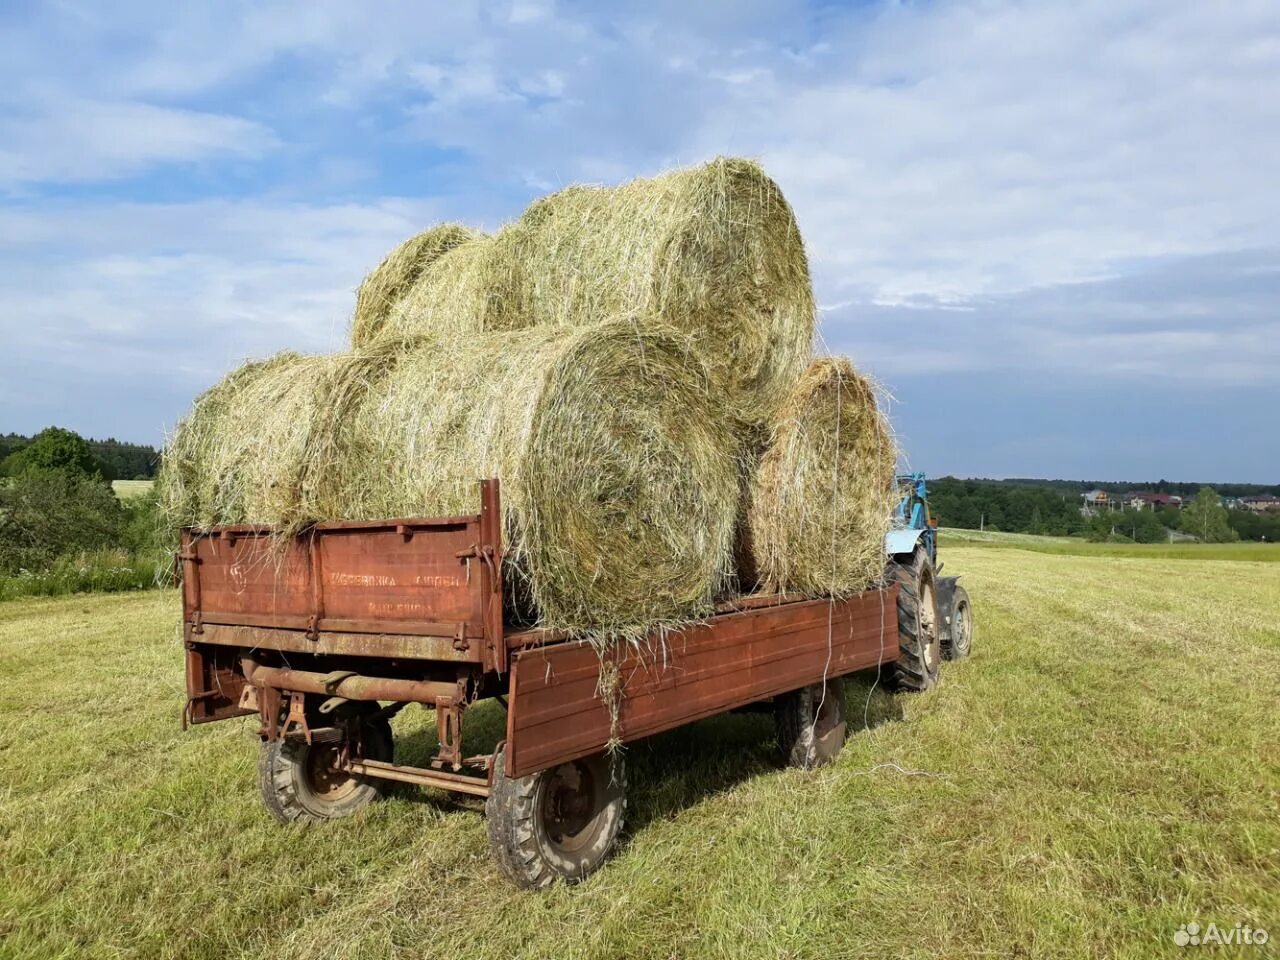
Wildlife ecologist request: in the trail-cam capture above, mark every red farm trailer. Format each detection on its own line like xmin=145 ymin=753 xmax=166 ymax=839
xmin=181 ymin=480 xmax=948 ymax=887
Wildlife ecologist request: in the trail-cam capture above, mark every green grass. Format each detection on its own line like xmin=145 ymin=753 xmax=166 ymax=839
xmin=0 ymin=548 xmax=165 ymax=601
xmin=940 ymin=527 xmax=1078 ymax=545
xmin=112 ymin=479 xmax=155 ymax=499
xmin=942 ymin=527 xmax=1280 ymax=561
xmin=1 ymin=549 xmax=1277 ymax=959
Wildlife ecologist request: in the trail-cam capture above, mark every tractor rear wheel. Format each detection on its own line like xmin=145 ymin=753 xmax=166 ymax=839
xmin=774 ymin=678 xmax=847 ymax=769
xmin=887 ymin=547 xmax=941 ymax=691
xmin=943 ymin=584 xmax=973 ymax=660
xmin=258 ymin=702 xmax=393 ymax=824
xmin=486 ymin=747 xmax=626 ymax=888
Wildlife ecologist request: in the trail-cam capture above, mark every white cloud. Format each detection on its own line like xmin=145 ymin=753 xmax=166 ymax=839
xmin=0 ymin=99 xmax=276 ymax=187
xmin=0 ymin=196 xmax=445 ymax=391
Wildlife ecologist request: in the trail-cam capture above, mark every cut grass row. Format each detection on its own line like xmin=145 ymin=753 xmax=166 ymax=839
xmin=942 ymin=527 xmax=1280 ymax=561
xmin=1 ymin=547 xmax=1276 ymax=958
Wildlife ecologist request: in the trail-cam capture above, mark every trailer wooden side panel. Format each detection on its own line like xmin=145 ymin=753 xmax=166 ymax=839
xmin=504 ymin=587 xmax=900 ymax=778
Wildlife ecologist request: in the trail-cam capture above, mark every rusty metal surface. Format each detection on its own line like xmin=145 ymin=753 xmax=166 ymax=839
xmin=504 ymin=587 xmax=900 ymax=778
xmin=181 ymin=479 xmax=508 ymax=672
xmin=191 ymin=622 xmax=476 ymax=662
xmin=183 ymin=643 xmax=254 ymax=725
xmin=242 ymin=661 xmax=459 ymax=704
xmin=343 ymin=758 xmax=491 ymax=797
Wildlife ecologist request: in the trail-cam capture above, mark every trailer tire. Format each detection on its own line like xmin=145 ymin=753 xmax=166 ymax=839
xmin=257 ymin=703 xmax=393 ymax=824
xmin=486 ymin=747 xmax=625 ymax=889
xmin=887 ymin=547 xmax=941 ymax=692
xmin=774 ymin=678 xmax=847 ymax=769
xmin=942 ymin=584 xmax=973 ymax=660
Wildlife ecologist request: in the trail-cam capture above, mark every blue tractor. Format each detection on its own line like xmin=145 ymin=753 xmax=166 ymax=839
xmin=881 ymin=473 xmax=972 ymax=691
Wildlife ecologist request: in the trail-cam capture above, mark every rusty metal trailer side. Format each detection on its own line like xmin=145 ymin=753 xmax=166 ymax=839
xmin=504 ymin=589 xmax=897 ymax=778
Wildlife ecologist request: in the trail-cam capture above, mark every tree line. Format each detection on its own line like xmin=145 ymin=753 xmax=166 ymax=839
xmin=0 ymin=427 xmax=166 ymax=598
xmin=929 ymin=477 xmax=1277 ymax=543
xmin=0 ymin=430 xmax=159 ymax=480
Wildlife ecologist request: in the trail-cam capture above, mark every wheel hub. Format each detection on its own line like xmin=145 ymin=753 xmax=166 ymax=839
xmin=540 ymin=761 xmax=601 ymax=853
xmin=306 ymin=743 xmax=361 ymax=801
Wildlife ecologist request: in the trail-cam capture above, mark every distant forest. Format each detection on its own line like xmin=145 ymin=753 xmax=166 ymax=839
xmin=960 ymin=477 xmax=1280 ymax=498
xmin=0 ymin=432 xmax=159 ymax=480
xmin=929 ymin=477 xmax=1280 ymax=542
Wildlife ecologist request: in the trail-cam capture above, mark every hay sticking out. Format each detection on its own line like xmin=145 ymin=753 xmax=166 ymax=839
xmin=744 ymin=358 xmax=897 ymax=596
xmin=160 ymin=322 xmax=741 ymax=640
xmin=378 ymin=157 xmax=815 ymax=424
xmin=350 ymin=224 xmax=480 ymax=347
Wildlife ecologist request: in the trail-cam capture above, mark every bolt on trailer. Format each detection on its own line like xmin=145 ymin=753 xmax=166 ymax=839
xmin=181 ymin=478 xmax=963 ymax=887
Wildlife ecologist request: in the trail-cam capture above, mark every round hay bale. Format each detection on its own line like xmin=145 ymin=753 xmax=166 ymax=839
xmin=350 ymin=224 xmax=480 ymax=348
xmin=316 ymin=322 xmax=740 ymax=639
xmin=744 ymin=358 xmax=897 ymax=596
xmin=158 ymin=351 xmax=386 ymax=535
xmin=382 ymin=157 xmax=815 ymax=425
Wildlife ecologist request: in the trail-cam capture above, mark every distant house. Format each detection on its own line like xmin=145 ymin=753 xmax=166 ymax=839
xmin=1080 ymin=490 xmax=1113 ymax=515
xmin=1126 ymin=492 xmax=1183 ymax=511
xmin=1242 ymin=495 xmax=1280 ymax=513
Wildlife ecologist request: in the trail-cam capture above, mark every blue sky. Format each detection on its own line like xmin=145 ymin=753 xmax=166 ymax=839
xmin=1 ymin=0 xmax=1277 ymax=481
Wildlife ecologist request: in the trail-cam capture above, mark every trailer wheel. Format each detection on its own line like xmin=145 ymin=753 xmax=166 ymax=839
xmin=775 ymin=678 xmax=847 ymax=769
xmin=257 ymin=703 xmax=393 ymax=824
xmin=486 ymin=747 xmax=625 ymax=888
xmin=943 ymin=584 xmax=973 ymax=660
xmin=887 ymin=547 xmax=941 ymax=692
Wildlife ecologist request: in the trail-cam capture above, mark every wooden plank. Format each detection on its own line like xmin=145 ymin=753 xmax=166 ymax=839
xmin=505 ymin=588 xmax=899 ymax=778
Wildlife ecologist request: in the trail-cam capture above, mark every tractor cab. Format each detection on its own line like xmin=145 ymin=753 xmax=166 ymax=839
xmin=886 ymin=472 xmax=939 ymax=564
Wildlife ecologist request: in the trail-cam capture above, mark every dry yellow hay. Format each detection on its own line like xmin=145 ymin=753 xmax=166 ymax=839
xmin=372 ymin=158 xmax=814 ymax=425
xmin=350 ymin=224 xmax=480 ymax=347
xmin=157 ymin=351 xmax=341 ymax=534
xmin=743 ymin=358 xmax=897 ymax=596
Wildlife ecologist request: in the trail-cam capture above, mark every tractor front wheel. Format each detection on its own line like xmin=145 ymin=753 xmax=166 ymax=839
xmin=943 ymin=584 xmax=973 ymax=660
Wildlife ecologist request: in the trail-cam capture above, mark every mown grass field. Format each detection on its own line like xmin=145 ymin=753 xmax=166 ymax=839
xmin=942 ymin=527 xmax=1280 ymax=562
xmin=111 ymin=479 xmax=155 ymax=500
xmin=1 ymin=546 xmax=1277 ymax=959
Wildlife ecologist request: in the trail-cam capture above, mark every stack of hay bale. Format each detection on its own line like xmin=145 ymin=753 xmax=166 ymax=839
xmin=160 ymin=157 xmax=896 ymax=643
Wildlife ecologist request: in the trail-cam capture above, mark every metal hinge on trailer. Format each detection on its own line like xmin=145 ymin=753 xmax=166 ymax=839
xmin=455 ymin=543 xmax=499 ymax=584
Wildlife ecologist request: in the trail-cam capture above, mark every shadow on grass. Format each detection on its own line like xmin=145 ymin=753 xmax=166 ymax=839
xmin=386 ymin=668 xmax=905 ymax=827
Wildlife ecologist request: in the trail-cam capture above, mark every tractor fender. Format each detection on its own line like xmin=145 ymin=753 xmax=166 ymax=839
xmin=885 ymin=527 xmax=926 ymax=559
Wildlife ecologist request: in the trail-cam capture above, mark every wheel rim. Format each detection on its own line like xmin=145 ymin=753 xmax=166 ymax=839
xmin=538 ymin=760 xmax=605 ymax=855
xmin=303 ymin=743 xmax=362 ymax=802
xmin=919 ymin=578 xmax=939 ymax=672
